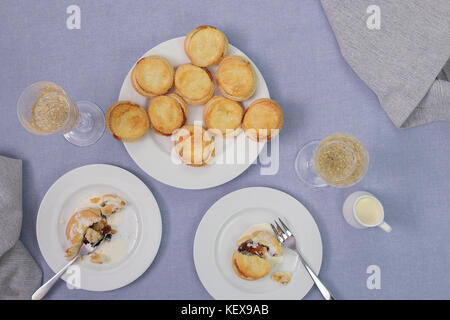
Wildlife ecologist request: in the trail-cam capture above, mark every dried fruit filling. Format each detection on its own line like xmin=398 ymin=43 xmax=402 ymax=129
xmin=238 ymin=240 xmax=268 ymax=257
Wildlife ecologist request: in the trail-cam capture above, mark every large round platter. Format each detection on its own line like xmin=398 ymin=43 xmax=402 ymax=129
xmin=119 ymin=37 xmax=269 ymax=189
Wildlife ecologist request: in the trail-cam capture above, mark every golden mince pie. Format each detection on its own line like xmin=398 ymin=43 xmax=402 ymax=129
xmin=64 ymin=194 xmax=126 ymax=264
xmin=184 ymin=25 xmax=229 ymax=67
xmin=148 ymin=94 xmax=188 ymax=136
xmin=131 ymin=55 xmax=174 ymax=98
xmin=242 ymin=98 xmax=283 ymax=142
xmin=65 ymin=208 xmax=103 ymax=246
xmin=64 ymin=208 xmax=116 ymax=263
xmin=106 ymin=101 xmax=149 ymax=142
xmin=216 ymin=55 xmax=257 ymax=101
xmin=173 ymin=125 xmax=215 ymax=167
xmin=232 ymin=229 xmax=283 ymax=281
xmin=203 ymin=96 xmax=243 ymax=137
xmin=174 ymin=64 xmax=215 ymax=105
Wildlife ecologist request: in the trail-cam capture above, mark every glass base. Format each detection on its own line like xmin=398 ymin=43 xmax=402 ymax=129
xmin=64 ymin=100 xmax=105 ymax=147
xmin=294 ymin=140 xmax=328 ymax=188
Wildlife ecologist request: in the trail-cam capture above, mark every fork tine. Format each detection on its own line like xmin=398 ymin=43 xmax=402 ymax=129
xmin=278 ymin=218 xmax=292 ymax=237
xmin=270 ymin=223 xmax=284 ymax=243
xmin=275 ymin=221 xmax=288 ymax=240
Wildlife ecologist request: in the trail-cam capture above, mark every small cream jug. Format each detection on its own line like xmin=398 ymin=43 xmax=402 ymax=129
xmin=343 ymin=191 xmax=391 ymax=232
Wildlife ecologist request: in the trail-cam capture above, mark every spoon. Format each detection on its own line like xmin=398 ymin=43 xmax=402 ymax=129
xmin=32 ymin=238 xmax=103 ymax=300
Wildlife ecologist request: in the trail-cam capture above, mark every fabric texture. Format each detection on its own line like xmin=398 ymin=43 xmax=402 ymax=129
xmin=321 ymin=0 xmax=450 ymax=128
xmin=1 ymin=0 xmax=450 ymax=300
xmin=0 ymin=156 xmax=42 ymax=299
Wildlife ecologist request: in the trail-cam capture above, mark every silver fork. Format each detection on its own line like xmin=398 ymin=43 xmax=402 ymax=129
xmin=271 ymin=218 xmax=335 ymax=300
xmin=32 ymin=240 xmax=102 ymax=300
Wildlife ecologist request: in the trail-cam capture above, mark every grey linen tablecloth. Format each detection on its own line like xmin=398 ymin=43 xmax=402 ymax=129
xmin=0 ymin=156 xmax=42 ymax=299
xmin=321 ymin=0 xmax=450 ymax=128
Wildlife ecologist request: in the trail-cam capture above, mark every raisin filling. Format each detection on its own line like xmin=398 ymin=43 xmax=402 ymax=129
xmin=238 ymin=240 xmax=268 ymax=257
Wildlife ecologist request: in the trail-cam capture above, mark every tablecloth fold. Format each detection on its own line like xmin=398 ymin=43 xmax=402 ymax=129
xmin=321 ymin=0 xmax=450 ymax=128
xmin=0 ymin=155 xmax=42 ymax=299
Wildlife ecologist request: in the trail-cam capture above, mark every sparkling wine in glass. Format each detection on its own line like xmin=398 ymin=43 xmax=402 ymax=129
xmin=295 ymin=132 xmax=369 ymax=188
xmin=17 ymin=81 xmax=105 ymax=146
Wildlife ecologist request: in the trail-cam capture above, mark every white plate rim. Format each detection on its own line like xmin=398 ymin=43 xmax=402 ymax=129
xmin=36 ymin=164 xmax=162 ymax=291
xmin=118 ymin=37 xmax=269 ymax=190
xmin=193 ymin=187 xmax=323 ymax=300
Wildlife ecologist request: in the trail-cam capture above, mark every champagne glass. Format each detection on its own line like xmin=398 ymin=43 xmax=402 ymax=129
xmin=295 ymin=132 xmax=369 ymax=188
xmin=17 ymin=81 xmax=105 ymax=147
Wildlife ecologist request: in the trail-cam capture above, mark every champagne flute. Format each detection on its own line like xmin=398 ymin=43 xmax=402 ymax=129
xmin=17 ymin=81 xmax=105 ymax=146
xmin=295 ymin=132 xmax=369 ymax=188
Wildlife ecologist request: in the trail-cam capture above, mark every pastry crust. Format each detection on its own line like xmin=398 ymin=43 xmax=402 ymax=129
xmin=174 ymin=64 xmax=215 ymax=105
xmin=232 ymin=229 xmax=283 ymax=281
xmin=131 ymin=55 xmax=174 ymax=98
xmin=64 ymin=194 xmax=124 ymax=262
xmin=242 ymin=98 xmax=283 ymax=142
xmin=148 ymin=93 xmax=188 ymax=136
xmin=232 ymin=252 xmax=272 ymax=281
xmin=98 ymin=194 xmax=126 ymax=216
xmin=203 ymin=96 xmax=243 ymax=137
xmin=65 ymin=218 xmax=115 ymax=261
xmin=65 ymin=208 xmax=102 ymax=245
xmin=173 ymin=125 xmax=215 ymax=167
xmin=184 ymin=25 xmax=229 ymax=67
xmin=216 ymin=56 xmax=256 ymax=101
xmin=106 ymin=101 xmax=149 ymax=142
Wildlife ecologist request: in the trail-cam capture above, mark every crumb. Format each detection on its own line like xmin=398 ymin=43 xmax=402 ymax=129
xmin=271 ymin=271 xmax=292 ymax=285
xmin=90 ymin=197 xmax=101 ymax=204
xmin=90 ymin=253 xmax=105 ymax=264
xmin=65 ymin=243 xmax=81 ymax=260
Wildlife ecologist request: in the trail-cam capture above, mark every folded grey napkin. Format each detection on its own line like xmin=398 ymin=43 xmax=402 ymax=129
xmin=0 ymin=156 xmax=42 ymax=299
xmin=321 ymin=0 xmax=450 ymax=128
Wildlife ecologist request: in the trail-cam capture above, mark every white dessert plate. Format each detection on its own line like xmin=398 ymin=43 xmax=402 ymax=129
xmin=36 ymin=164 xmax=162 ymax=291
xmin=118 ymin=37 xmax=269 ymax=190
xmin=194 ymin=187 xmax=323 ymax=300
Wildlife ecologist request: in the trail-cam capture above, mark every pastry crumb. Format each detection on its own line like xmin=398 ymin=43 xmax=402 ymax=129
xmin=90 ymin=253 xmax=105 ymax=264
xmin=65 ymin=243 xmax=81 ymax=260
xmin=271 ymin=271 xmax=292 ymax=285
xmin=90 ymin=197 xmax=101 ymax=204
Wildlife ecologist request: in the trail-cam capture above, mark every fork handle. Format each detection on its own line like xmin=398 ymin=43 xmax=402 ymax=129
xmin=298 ymin=252 xmax=335 ymax=300
xmin=32 ymin=254 xmax=79 ymax=300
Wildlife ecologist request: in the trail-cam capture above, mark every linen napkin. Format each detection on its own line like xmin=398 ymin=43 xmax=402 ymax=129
xmin=321 ymin=0 xmax=450 ymax=128
xmin=0 ymin=155 xmax=42 ymax=299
